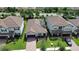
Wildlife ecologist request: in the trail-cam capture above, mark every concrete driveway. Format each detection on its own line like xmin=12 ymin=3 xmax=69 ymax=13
xmin=26 ymin=37 xmax=36 ymax=51
xmin=0 ymin=39 xmax=6 ymax=48
xmin=0 ymin=39 xmax=6 ymax=44
xmin=70 ymin=40 xmax=79 ymax=51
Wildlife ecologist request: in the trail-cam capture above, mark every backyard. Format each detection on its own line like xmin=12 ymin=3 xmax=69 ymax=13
xmin=0 ymin=20 xmax=27 ymax=51
xmin=36 ymin=37 xmax=68 ymax=48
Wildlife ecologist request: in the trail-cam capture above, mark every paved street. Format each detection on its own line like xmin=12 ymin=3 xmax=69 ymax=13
xmin=26 ymin=37 xmax=36 ymax=51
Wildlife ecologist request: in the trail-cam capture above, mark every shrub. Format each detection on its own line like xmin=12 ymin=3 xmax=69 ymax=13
xmin=40 ymin=39 xmax=46 ymax=51
xmin=1 ymin=47 xmax=9 ymax=51
xmin=40 ymin=45 xmax=46 ymax=51
xmin=49 ymin=37 xmax=58 ymax=41
xmin=56 ymin=40 xmax=66 ymax=51
xmin=59 ymin=41 xmax=65 ymax=51
xmin=59 ymin=46 xmax=65 ymax=51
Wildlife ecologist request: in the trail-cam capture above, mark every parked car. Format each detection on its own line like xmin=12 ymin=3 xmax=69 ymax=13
xmin=64 ymin=37 xmax=72 ymax=46
xmin=77 ymin=34 xmax=79 ymax=38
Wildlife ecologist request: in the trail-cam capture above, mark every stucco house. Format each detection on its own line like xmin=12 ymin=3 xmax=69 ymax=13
xmin=46 ymin=16 xmax=77 ymax=37
xmin=0 ymin=16 xmax=24 ymax=38
xmin=69 ymin=19 xmax=79 ymax=35
xmin=26 ymin=19 xmax=47 ymax=38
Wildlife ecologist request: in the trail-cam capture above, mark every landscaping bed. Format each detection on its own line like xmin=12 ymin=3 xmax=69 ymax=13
xmin=36 ymin=38 xmax=51 ymax=48
xmin=36 ymin=37 xmax=68 ymax=48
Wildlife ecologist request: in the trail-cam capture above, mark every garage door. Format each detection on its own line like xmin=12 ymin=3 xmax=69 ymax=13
xmin=26 ymin=36 xmax=36 ymax=51
xmin=62 ymin=34 xmax=70 ymax=36
xmin=27 ymin=35 xmax=35 ymax=38
xmin=0 ymin=36 xmax=8 ymax=39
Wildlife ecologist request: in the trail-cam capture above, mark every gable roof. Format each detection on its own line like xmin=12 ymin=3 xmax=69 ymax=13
xmin=27 ymin=19 xmax=47 ymax=35
xmin=46 ymin=16 xmax=70 ymax=26
xmin=0 ymin=19 xmax=6 ymax=28
xmin=0 ymin=16 xmax=23 ymax=28
xmin=69 ymin=19 xmax=79 ymax=27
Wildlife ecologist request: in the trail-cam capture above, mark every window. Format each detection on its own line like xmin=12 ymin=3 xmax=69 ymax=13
xmin=8 ymin=28 xmax=14 ymax=31
xmin=38 ymin=33 xmax=42 ymax=36
xmin=1 ymin=28 xmax=8 ymax=33
xmin=59 ymin=26 xmax=62 ymax=29
xmin=54 ymin=28 xmax=57 ymax=29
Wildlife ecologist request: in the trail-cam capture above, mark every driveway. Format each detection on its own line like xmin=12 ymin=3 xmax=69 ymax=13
xmin=26 ymin=37 xmax=36 ymax=51
xmin=0 ymin=39 xmax=6 ymax=48
xmin=70 ymin=40 xmax=79 ymax=51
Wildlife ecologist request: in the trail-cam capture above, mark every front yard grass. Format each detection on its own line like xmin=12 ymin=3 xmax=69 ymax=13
xmin=36 ymin=38 xmax=51 ymax=48
xmin=0 ymin=20 xmax=27 ymax=51
xmin=72 ymin=37 xmax=79 ymax=46
xmin=36 ymin=37 xmax=68 ymax=48
xmin=49 ymin=37 xmax=68 ymax=47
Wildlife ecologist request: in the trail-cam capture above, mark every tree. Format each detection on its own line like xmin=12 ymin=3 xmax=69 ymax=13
xmin=52 ymin=7 xmax=59 ymax=13
xmin=43 ymin=7 xmax=52 ymax=13
xmin=5 ymin=7 xmax=17 ymax=12
xmin=11 ymin=12 xmax=16 ymax=16
xmin=74 ymin=10 xmax=79 ymax=16
xmin=35 ymin=11 xmax=39 ymax=17
xmin=25 ymin=10 xmax=34 ymax=19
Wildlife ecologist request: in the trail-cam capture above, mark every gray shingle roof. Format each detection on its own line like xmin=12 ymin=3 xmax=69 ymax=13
xmin=46 ymin=16 xmax=70 ymax=26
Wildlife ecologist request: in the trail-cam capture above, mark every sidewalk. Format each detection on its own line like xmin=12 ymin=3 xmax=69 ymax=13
xmin=36 ymin=47 xmax=71 ymax=51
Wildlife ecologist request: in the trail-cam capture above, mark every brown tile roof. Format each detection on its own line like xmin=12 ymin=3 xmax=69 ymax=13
xmin=27 ymin=19 xmax=47 ymax=34
xmin=69 ymin=19 xmax=79 ymax=27
xmin=0 ymin=16 xmax=23 ymax=28
xmin=46 ymin=16 xmax=70 ymax=26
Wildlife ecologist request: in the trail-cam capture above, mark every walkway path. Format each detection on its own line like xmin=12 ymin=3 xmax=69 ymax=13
xmin=26 ymin=37 xmax=36 ymax=51
xmin=70 ymin=40 xmax=79 ymax=51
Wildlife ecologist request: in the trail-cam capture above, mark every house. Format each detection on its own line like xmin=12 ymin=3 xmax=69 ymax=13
xmin=46 ymin=16 xmax=77 ymax=37
xmin=26 ymin=19 xmax=47 ymax=38
xmin=0 ymin=16 xmax=24 ymax=38
xmin=69 ymin=19 xmax=79 ymax=35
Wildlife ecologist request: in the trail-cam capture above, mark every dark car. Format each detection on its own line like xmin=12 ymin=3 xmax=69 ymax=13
xmin=77 ymin=34 xmax=79 ymax=38
xmin=64 ymin=38 xmax=72 ymax=46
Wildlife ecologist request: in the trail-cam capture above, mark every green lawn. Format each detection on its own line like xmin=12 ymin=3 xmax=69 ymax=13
xmin=72 ymin=37 xmax=79 ymax=46
xmin=0 ymin=20 xmax=27 ymax=51
xmin=36 ymin=38 xmax=51 ymax=48
xmin=36 ymin=37 xmax=68 ymax=48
